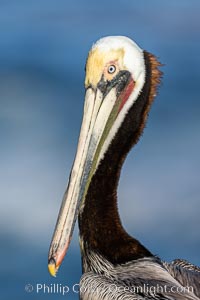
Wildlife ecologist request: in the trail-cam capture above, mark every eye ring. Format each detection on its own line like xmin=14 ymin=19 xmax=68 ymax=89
xmin=107 ymin=65 xmax=116 ymax=74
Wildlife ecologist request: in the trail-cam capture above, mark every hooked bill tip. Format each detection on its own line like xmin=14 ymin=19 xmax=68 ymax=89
xmin=48 ymin=258 xmax=59 ymax=277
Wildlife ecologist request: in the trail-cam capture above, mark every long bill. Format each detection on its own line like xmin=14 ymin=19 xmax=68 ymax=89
xmin=48 ymin=75 xmax=134 ymax=277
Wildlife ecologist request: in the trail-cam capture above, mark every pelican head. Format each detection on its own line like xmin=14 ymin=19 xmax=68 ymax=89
xmin=48 ymin=36 xmax=149 ymax=276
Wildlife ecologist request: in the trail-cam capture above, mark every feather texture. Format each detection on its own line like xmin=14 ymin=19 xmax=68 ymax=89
xmin=80 ymin=253 xmax=200 ymax=299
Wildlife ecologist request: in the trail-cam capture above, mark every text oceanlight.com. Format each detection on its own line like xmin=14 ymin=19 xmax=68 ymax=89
xmin=25 ymin=283 xmax=194 ymax=296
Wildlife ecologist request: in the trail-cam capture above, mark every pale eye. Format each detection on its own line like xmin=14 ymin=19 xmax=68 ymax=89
xmin=107 ymin=65 xmax=116 ymax=74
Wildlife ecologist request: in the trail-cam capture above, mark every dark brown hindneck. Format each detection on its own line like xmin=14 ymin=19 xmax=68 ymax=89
xmin=78 ymin=51 xmax=162 ymax=265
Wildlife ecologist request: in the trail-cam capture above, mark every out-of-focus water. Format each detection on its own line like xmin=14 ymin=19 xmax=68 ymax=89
xmin=0 ymin=1 xmax=200 ymax=299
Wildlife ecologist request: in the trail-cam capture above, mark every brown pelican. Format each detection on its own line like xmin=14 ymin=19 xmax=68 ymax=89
xmin=48 ymin=36 xmax=200 ymax=299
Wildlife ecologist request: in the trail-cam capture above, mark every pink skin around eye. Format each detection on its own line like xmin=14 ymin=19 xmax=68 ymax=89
xmin=105 ymin=60 xmax=118 ymax=72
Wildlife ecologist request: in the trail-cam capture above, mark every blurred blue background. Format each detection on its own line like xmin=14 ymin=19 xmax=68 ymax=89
xmin=0 ymin=0 xmax=200 ymax=299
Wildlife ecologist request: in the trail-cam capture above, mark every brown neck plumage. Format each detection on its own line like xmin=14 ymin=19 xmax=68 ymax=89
xmin=78 ymin=51 xmax=162 ymax=265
